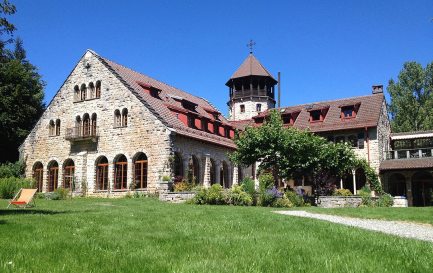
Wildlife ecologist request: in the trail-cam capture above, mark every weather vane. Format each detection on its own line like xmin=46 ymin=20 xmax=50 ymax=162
xmin=247 ymin=39 xmax=256 ymax=54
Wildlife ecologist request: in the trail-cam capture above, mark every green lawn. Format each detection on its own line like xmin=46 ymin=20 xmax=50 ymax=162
xmin=298 ymin=206 xmax=433 ymax=225
xmin=0 ymin=198 xmax=432 ymax=273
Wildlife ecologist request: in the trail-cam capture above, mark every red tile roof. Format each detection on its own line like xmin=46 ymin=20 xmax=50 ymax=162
xmin=94 ymin=52 xmax=236 ymax=149
xmin=380 ymin=158 xmax=433 ymax=171
xmin=251 ymin=94 xmax=385 ymax=133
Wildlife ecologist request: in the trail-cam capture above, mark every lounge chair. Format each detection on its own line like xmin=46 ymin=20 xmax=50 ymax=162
xmin=7 ymin=188 xmax=37 ymax=208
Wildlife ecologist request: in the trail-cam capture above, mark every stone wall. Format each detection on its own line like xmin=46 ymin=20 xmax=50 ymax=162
xmin=159 ymin=192 xmax=196 ymax=203
xmin=20 ymin=50 xmax=172 ymax=194
xmin=228 ymin=97 xmax=274 ymax=121
xmin=317 ymin=196 xmax=364 ymax=208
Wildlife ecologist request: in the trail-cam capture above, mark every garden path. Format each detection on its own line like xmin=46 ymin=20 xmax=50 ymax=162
xmin=275 ymin=210 xmax=433 ymax=243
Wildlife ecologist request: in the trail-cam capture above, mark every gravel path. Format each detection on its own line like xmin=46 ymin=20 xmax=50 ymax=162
xmin=275 ymin=210 xmax=433 ymax=243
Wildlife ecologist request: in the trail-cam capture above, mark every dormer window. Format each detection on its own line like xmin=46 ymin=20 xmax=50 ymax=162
xmin=341 ymin=106 xmax=355 ymax=119
xmin=137 ymin=81 xmax=161 ymax=99
xmin=310 ymin=110 xmax=321 ymax=122
xmin=309 ymin=108 xmax=328 ymax=123
xmin=187 ymin=115 xmax=195 ymax=128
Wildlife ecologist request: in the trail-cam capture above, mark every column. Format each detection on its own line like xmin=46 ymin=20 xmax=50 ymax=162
xmin=352 ymin=169 xmax=357 ymax=195
xmin=340 ymin=178 xmax=343 ymax=189
xmin=183 ymin=156 xmax=190 ymax=181
xmin=232 ymin=165 xmax=239 ymax=186
xmin=203 ymin=154 xmax=211 ymax=188
xmin=227 ymin=164 xmax=233 ymax=188
xmin=126 ymin=158 xmax=133 ymax=191
xmin=108 ymin=159 xmax=114 ymax=194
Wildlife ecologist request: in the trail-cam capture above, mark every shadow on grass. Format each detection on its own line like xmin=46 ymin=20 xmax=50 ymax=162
xmin=0 ymin=220 xmax=6 ymax=224
xmin=0 ymin=209 xmax=70 ymax=216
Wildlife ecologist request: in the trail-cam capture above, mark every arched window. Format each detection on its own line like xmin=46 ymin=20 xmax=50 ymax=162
xmin=114 ymin=154 xmax=128 ymax=190
xmin=47 ymin=160 xmax=59 ymax=192
xmin=210 ymin=158 xmax=216 ymax=185
xmin=91 ymin=113 xmax=97 ymax=136
xmin=83 ymin=113 xmax=90 ymax=137
xmin=188 ymin=155 xmax=200 ymax=184
xmin=33 ymin=162 xmax=43 ymax=192
xmin=49 ymin=120 xmax=55 ymax=136
xmin=96 ymin=156 xmax=109 ymax=191
xmin=63 ymin=159 xmax=75 ymax=190
xmin=74 ymin=85 xmax=80 ymax=101
xmin=55 ymin=119 xmax=61 ymax=136
xmin=96 ymin=81 xmax=101 ymax=98
xmin=133 ymin=153 xmax=148 ymax=189
xmin=75 ymin=116 xmax=82 ymax=136
xmin=88 ymin=82 xmax=95 ymax=99
xmin=122 ymin=108 xmax=128 ymax=127
xmin=173 ymin=152 xmax=183 ymax=178
xmin=114 ymin=109 xmax=121 ymax=127
xmin=80 ymin=84 xmax=87 ymax=101
xmin=220 ymin=161 xmax=229 ymax=188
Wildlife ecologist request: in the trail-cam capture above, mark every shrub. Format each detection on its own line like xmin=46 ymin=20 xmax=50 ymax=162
xmin=258 ymin=173 xmax=274 ymax=193
xmin=357 ymin=185 xmax=371 ymax=198
xmin=189 ymin=187 xmax=208 ymax=205
xmin=333 ymin=189 xmax=353 ymax=196
xmin=44 ymin=192 xmax=60 ymax=200
xmin=0 ymin=177 xmax=34 ymax=199
xmin=162 ymin=175 xmax=171 ymax=182
xmin=377 ymin=193 xmax=394 ymax=207
xmin=273 ymin=196 xmax=293 ymax=208
xmin=0 ymin=161 xmax=25 ymax=179
xmin=173 ymin=181 xmax=192 ymax=192
xmin=285 ymin=191 xmax=305 ymax=207
xmin=259 ymin=186 xmax=282 ymax=207
xmin=206 ymin=184 xmax=225 ymax=205
xmin=54 ymin=188 xmax=70 ymax=200
xmin=226 ymin=185 xmax=252 ymax=206
xmin=241 ymin=177 xmax=256 ymax=196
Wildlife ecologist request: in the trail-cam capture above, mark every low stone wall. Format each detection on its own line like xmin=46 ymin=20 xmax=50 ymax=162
xmin=159 ymin=192 xmax=196 ymax=203
xmin=317 ymin=196 xmax=364 ymax=208
xmin=392 ymin=196 xmax=408 ymax=207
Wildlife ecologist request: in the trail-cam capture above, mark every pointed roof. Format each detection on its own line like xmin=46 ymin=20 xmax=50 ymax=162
xmin=229 ymin=54 xmax=276 ymax=81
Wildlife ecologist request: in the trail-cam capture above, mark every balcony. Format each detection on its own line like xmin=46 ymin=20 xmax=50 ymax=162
xmin=385 ymin=148 xmax=433 ymax=160
xmin=65 ymin=126 xmax=99 ymax=141
xmin=232 ymin=89 xmax=270 ymax=99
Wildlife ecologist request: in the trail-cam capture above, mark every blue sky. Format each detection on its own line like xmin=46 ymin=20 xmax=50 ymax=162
xmin=11 ymin=0 xmax=433 ymax=116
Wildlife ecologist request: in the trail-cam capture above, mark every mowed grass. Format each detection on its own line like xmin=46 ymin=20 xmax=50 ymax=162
xmin=298 ymin=206 xmax=433 ymax=225
xmin=0 ymin=198 xmax=432 ymax=273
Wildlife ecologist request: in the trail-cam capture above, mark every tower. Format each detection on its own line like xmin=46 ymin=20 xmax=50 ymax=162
xmin=226 ymin=53 xmax=278 ymax=121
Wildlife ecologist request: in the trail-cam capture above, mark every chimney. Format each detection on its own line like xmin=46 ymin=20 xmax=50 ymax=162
xmin=372 ymin=85 xmax=383 ymax=94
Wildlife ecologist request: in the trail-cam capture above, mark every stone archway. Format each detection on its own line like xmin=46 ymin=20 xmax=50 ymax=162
xmin=388 ymin=173 xmax=406 ymax=197
xmin=412 ymin=171 xmax=433 ymax=207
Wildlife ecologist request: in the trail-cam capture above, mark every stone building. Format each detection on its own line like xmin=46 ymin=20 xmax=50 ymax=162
xmin=20 ymin=49 xmax=431 ymax=205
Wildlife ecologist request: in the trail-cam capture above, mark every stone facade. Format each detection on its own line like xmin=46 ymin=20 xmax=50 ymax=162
xmin=317 ymin=196 xmax=365 ymax=208
xmin=228 ymin=97 xmax=274 ymax=121
xmin=20 ymin=51 xmax=239 ymax=196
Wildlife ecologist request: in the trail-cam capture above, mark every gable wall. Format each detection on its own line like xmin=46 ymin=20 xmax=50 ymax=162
xmin=20 ymin=51 xmax=172 ymax=194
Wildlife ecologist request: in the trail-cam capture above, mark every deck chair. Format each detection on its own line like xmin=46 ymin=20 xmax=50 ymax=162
xmin=7 ymin=188 xmax=37 ymax=208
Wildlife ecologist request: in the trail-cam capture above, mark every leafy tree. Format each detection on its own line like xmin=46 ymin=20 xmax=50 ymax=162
xmin=387 ymin=61 xmax=433 ymax=132
xmin=0 ymin=1 xmax=45 ymax=163
xmin=230 ymin=110 xmax=358 ymax=190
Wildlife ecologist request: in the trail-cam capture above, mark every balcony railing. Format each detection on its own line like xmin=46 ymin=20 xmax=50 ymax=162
xmin=65 ymin=126 xmax=99 ymax=141
xmin=385 ymin=148 xmax=433 ymax=160
xmin=232 ymin=89 xmax=269 ymax=99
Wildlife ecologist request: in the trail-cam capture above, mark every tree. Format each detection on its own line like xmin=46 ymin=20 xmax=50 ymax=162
xmin=0 ymin=1 xmax=45 ymax=163
xmin=230 ymin=110 xmax=358 ymax=189
xmin=387 ymin=61 xmax=433 ymax=132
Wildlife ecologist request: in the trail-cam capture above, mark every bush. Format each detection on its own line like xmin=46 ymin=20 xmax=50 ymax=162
xmin=241 ymin=177 xmax=256 ymax=196
xmin=259 ymin=186 xmax=282 ymax=207
xmin=0 ymin=177 xmax=34 ymax=199
xmin=173 ymin=181 xmax=192 ymax=192
xmin=206 ymin=184 xmax=225 ymax=205
xmin=190 ymin=187 xmax=208 ymax=205
xmin=55 ymin=188 xmax=70 ymax=200
xmin=285 ymin=191 xmax=305 ymax=207
xmin=0 ymin=161 xmax=25 ymax=179
xmin=377 ymin=193 xmax=394 ymax=207
xmin=333 ymin=189 xmax=353 ymax=196
xmin=273 ymin=196 xmax=293 ymax=208
xmin=226 ymin=185 xmax=252 ymax=206
xmin=357 ymin=185 xmax=371 ymax=197
xmin=162 ymin=175 xmax=171 ymax=182
xmin=258 ymin=173 xmax=274 ymax=193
